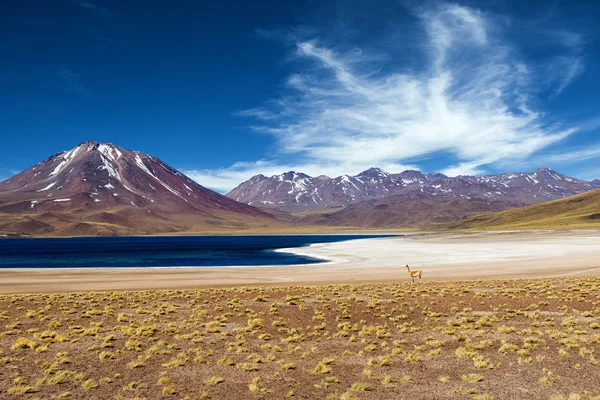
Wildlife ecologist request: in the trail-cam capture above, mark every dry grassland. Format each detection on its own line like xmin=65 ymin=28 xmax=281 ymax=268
xmin=447 ymin=189 xmax=600 ymax=231
xmin=1 ymin=277 xmax=600 ymax=399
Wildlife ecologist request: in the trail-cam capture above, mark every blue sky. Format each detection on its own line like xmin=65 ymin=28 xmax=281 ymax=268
xmin=1 ymin=0 xmax=600 ymax=192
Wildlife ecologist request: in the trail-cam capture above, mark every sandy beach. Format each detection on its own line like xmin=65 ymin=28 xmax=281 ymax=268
xmin=1 ymin=230 xmax=599 ymax=294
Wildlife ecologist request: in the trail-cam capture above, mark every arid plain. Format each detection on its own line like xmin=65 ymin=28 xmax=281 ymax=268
xmin=1 ymin=271 xmax=600 ymax=399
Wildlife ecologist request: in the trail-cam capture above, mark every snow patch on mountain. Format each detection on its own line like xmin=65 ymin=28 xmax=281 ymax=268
xmin=98 ymin=155 xmax=122 ymax=182
xmin=227 ymin=167 xmax=600 ymax=212
xmin=97 ymin=144 xmax=121 ymax=163
xmin=37 ymin=182 xmax=57 ymax=192
xmin=135 ymin=154 xmax=155 ymax=177
xmin=49 ymin=144 xmax=85 ymax=177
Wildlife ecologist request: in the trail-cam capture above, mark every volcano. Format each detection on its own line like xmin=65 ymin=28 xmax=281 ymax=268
xmin=0 ymin=141 xmax=276 ymax=236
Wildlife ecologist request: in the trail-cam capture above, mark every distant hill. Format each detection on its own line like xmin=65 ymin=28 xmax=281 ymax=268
xmin=446 ymin=188 xmax=600 ymax=230
xmin=0 ymin=141 xmax=278 ymax=236
xmin=293 ymin=192 xmax=512 ymax=229
xmin=228 ymin=167 xmax=600 ymax=212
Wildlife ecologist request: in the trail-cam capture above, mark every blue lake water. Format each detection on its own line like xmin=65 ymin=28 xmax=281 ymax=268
xmin=0 ymin=235 xmax=396 ymax=269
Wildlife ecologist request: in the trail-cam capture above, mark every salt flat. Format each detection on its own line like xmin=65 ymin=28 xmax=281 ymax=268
xmin=0 ymin=230 xmax=599 ymax=294
xmin=286 ymin=230 xmax=600 ymax=278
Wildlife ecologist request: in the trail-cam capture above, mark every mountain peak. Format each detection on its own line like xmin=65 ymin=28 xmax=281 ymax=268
xmin=278 ymin=171 xmax=311 ymax=181
xmin=398 ymin=169 xmax=424 ymax=176
xmin=357 ymin=167 xmax=389 ymax=177
xmin=396 ymin=170 xmax=427 ymax=181
xmin=0 ymin=142 xmax=273 ymax=236
xmin=78 ymin=140 xmax=97 ymax=147
xmin=426 ymin=172 xmax=448 ymax=181
xmin=75 ymin=140 xmax=118 ymax=150
xmin=531 ymin=167 xmax=565 ymax=181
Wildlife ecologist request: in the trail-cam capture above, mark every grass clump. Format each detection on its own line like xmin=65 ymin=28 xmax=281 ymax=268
xmin=462 ymin=373 xmax=485 ymax=383
xmin=204 ymin=376 xmax=224 ymax=385
xmin=350 ymin=382 xmax=374 ymax=392
xmin=249 ymin=377 xmax=267 ymax=393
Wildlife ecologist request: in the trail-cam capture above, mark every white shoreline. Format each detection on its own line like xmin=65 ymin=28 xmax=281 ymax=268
xmin=279 ymin=230 xmax=600 ymax=276
xmin=1 ymin=231 xmax=598 ymax=272
xmin=1 ymin=230 xmax=599 ymax=294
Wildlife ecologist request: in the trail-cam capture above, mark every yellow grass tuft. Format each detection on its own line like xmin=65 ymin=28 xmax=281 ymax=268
xmin=349 ymin=382 xmax=374 ymax=392
xmin=204 ymin=376 xmax=224 ymax=385
xmin=249 ymin=377 xmax=267 ymax=393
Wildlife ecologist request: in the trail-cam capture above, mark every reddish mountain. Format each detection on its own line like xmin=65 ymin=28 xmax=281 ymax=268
xmin=0 ymin=141 xmax=276 ymax=236
xmin=227 ymin=167 xmax=600 ymax=212
xmin=292 ymin=192 xmax=512 ymax=229
xmin=227 ymin=168 xmax=403 ymax=211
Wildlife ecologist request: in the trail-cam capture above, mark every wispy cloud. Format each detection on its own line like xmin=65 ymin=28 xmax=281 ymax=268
xmin=74 ymin=1 xmax=108 ymax=13
xmin=55 ymin=65 xmax=88 ymax=94
xmin=556 ymin=57 xmax=583 ymax=96
xmin=540 ymin=29 xmax=585 ymax=96
xmin=192 ymin=3 xmax=585 ymax=192
xmin=547 ymin=54 xmax=584 ymax=97
xmin=541 ymin=147 xmax=600 ymax=164
xmin=576 ymin=117 xmax=600 ymax=133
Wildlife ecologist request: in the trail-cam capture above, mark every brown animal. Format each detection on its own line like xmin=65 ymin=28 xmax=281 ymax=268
xmin=405 ymin=264 xmax=422 ymax=283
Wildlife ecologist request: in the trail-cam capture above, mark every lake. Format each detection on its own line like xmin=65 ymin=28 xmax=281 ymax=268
xmin=0 ymin=234 xmax=395 ymax=269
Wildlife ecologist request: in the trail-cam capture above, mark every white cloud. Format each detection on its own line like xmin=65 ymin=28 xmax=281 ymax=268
xmin=540 ymin=29 xmax=584 ymax=96
xmin=548 ymin=30 xmax=583 ymax=49
xmin=441 ymin=161 xmax=487 ymax=177
xmin=576 ymin=117 xmax=600 ymax=133
xmin=191 ymin=3 xmax=582 ymax=192
xmin=542 ymin=147 xmax=600 ymax=164
xmin=550 ymin=56 xmax=584 ymax=96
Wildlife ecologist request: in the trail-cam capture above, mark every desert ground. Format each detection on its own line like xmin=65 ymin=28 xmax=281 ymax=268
xmin=1 ymin=276 xmax=600 ymax=399
xmin=0 ymin=230 xmax=599 ymax=294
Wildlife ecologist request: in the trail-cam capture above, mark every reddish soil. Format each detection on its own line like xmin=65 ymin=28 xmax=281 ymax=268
xmin=1 ymin=277 xmax=599 ymax=399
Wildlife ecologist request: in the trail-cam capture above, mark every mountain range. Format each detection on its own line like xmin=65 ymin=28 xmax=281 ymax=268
xmin=1 ymin=141 xmax=599 ymax=236
xmin=227 ymin=167 xmax=600 ymax=212
xmin=0 ymin=141 xmax=276 ymax=236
